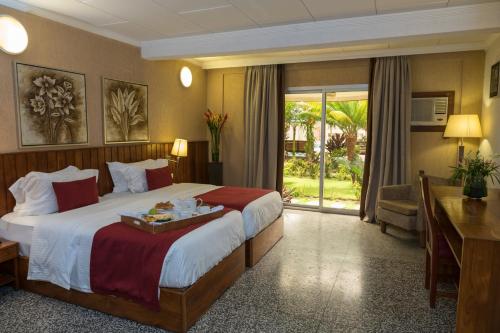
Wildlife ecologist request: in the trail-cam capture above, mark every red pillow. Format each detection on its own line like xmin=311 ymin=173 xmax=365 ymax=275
xmin=52 ymin=176 xmax=99 ymax=212
xmin=146 ymin=166 xmax=173 ymax=191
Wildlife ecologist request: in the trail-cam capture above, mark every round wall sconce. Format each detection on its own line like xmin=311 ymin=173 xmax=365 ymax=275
xmin=180 ymin=66 xmax=192 ymax=88
xmin=0 ymin=15 xmax=29 ymax=55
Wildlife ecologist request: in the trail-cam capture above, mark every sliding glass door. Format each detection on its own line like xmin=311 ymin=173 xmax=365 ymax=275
xmin=283 ymin=92 xmax=323 ymax=208
xmin=283 ymin=85 xmax=368 ymax=214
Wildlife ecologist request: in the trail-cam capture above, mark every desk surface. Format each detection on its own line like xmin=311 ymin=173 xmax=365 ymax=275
xmin=432 ymin=185 xmax=500 ymax=242
xmin=432 ymin=186 xmax=500 ymax=333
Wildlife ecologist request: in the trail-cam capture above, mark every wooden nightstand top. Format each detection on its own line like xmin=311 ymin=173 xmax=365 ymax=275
xmin=0 ymin=240 xmax=18 ymax=251
xmin=0 ymin=241 xmax=18 ymax=263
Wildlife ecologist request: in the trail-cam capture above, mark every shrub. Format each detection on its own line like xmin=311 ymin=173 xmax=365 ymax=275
xmin=284 ymin=158 xmax=309 ymax=177
xmin=353 ymin=182 xmax=362 ymax=200
xmin=284 ymin=156 xmax=321 ymax=179
xmin=326 ymin=133 xmax=346 ymax=154
xmin=333 ymin=154 xmax=364 ymax=183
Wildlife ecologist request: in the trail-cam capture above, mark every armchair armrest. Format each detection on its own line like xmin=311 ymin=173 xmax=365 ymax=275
xmin=378 ymin=184 xmax=413 ymax=201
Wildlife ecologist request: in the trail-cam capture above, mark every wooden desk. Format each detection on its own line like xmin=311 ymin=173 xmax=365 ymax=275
xmin=432 ymin=186 xmax=500 ymax=333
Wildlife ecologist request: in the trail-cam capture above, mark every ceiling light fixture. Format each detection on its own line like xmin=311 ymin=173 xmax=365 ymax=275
xmin=180 ymin=66 xmax=192 ymax=88
xmin=0 ymin=15 xmax=28 ymax=54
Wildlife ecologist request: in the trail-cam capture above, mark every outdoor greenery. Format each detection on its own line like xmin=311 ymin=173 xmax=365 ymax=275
xmin=284 ymin=99 xmax=367 ymax=204
xmin=284 ymin=176 xmax=360 ymax=207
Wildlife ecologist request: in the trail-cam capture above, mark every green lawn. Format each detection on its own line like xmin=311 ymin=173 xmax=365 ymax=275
xmin=284 ymin=176 xmax=361 ymax=210
xmin=284 ymin=176 xmax=358 ymax=201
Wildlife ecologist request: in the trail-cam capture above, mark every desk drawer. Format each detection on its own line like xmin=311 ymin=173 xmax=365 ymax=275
xmin=0 ymin=245 xmax=18 ymax=263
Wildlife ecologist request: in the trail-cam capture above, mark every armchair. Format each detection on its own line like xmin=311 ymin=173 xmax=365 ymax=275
xmin=377 ymin=184 xmax=421 ymax=236
xmin=376 ymin=172 xmax=458 ymax=247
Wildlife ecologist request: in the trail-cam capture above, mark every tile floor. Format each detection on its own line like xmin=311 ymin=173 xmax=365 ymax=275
xmin=0 ymin=209 xmax=456 ymax=332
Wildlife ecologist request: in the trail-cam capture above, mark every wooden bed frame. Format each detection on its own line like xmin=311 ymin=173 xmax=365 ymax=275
xmin=245 ymin=215 xmax=284 ymax=267
xmin=16 ymin=245 xmax=245 ymax=333
xmin=0 ymin=142 xmax=283 ymax=330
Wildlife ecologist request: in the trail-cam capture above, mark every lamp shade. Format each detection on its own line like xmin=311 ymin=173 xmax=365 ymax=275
xmin=443 ymin=114 xmax=482 ymax=138
xmin=171 ymin=138 xmax=188 ymax=157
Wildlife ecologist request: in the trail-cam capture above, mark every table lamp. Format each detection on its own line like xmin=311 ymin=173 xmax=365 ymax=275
xmin=443 ymin=114 xmax=482 ymax=164
xmin=170 ymin=138 xmax=188 ymax=164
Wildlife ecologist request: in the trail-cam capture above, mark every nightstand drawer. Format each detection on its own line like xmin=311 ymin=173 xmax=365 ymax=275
xmin=0 ymin=244 xmax=17 ymax=263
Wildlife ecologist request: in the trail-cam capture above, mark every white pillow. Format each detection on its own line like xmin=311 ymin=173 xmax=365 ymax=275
xmin=107 ymin=159 xmax=158 ymax=193
xmin=10 ymin=168 xmax=99 ymax=216
xmin=9 ymin=166 xmax=78 ymax=204
xmin=120 ymin=159 xmax=169 ymax=193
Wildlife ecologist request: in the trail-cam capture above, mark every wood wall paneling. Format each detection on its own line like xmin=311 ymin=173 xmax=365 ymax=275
xmin=0 ymin=141 xmax=208 ymax=216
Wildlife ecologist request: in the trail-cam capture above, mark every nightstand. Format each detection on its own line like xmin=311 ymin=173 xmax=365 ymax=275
xmin=0 ymin=241 xmax=19 ymax=289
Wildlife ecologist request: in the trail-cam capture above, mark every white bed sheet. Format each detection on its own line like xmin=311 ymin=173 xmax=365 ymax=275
xmin=6 ymin=183 xmax=245 ymax=291
xmin=102 ymin=183 xmax=283 ymax=239
xmin=0 ymin=213 xmax=35 ymax=256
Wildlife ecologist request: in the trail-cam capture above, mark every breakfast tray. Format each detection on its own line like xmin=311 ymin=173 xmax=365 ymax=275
xmin=121 ymin=207 xmax=226 ymax=234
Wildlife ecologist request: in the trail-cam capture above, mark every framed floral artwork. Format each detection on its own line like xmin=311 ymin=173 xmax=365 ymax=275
xmin=15 ymin=63 xmax=88 ymax=147
xmin=102 ymin=78 xmax=149 ymax=144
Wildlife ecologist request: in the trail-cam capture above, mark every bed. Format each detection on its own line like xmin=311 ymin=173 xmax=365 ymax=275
xmin=102 ymin=183 xmax=284 ymax=267
xmin=0 ymin=153 xmax=247 ymax=332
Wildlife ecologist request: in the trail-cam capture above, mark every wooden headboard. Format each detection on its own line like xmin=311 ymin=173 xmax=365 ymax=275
xmin=0 ymin=141 xmax=208 ymax=216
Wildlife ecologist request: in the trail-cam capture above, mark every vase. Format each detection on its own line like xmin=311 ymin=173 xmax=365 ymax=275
xmin=56 ymin=122 xmax=72 ymax=144
xmin=210 ymin=131 xmax=220 ymax=162
xmin=463 ymin=176 xmax=487 ymax=199
xmin=208 ymin=162 xmax=223 ymax=185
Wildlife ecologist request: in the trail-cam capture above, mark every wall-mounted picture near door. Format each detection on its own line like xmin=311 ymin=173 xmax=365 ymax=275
xmin=102 ymin=78 xmax=149 ymax=144
xmin=491 ymin=61 xmax=499 ymax=98
xmin=15 ymin=63 xmax=88 ymax=147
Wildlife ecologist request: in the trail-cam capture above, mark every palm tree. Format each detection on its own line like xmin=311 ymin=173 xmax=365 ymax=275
xmin=285 ymin=101 xmax=307 ymax=157
xmin=298 ymin=102 xmax=321 ymax=160
xmin=326 ymin=100 xmax=367 ymax=161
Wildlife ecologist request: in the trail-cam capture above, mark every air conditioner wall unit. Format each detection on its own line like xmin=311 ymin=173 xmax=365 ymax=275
xmin=411 ymin=96 xmax=449 ymax=126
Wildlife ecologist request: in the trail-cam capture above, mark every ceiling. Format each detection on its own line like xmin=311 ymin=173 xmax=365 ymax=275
xmin=2 ymin=0 xmax=500 ymax=68
xmin=5 ymin=0 xmax=500 ymax=42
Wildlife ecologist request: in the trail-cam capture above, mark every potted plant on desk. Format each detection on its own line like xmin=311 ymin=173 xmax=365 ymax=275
xmin=451 ymin=151 xmax=500 ymax=199
xmin=204 ymin=109 xmax=227 ymax=185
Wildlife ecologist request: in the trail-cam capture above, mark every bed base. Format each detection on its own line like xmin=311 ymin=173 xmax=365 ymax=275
xmin=245 ymin=215 xmax=284 ymax=268
xmin=17 ymin=244 xmax=245 ymax=333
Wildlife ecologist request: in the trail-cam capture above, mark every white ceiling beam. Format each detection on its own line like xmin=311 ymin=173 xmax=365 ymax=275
xmin=196 ymin=42 xmax=486 ymax=69
xmin=141 ymin=2 xmax=500 ymax=60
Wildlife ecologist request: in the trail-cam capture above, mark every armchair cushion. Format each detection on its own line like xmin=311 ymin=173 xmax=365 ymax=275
xmin=378 ymin=199 xmax=418 ymax=216
xmin=377 ymin=207 xmax=417 ymax=231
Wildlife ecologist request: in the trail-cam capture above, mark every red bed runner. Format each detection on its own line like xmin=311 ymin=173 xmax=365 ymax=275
xmin=195 ymin=186 xmax=274 ymax=212
xmin=90 ymin=217 xmax=217 ymax=311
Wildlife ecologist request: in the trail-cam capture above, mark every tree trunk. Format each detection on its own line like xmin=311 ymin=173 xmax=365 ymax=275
xmin=345 ymin=133 xmax=357 ymax=161
xmin=305 ymin=124 xmax=314 ymax=160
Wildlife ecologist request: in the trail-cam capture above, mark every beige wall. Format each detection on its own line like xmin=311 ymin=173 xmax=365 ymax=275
xmin=206 ymin=51 xmax=485 ymax=185
xmin=479 ymin=36 xmax=500 ymax=187
xmin=206 ymin=67 xmax=245 ymax=186
xmin=285 ymin=59 xmax=370 ymax=88
xmin=410 ymin=51 xmax=484 ymax=179
xmin=0 ymin=5 xmax=207 ymax=153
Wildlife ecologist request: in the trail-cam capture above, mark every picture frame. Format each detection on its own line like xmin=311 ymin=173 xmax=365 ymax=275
xmin=491 ymin=61 xmax=499 ymax=98
xmin=102 ymin=77 xmax=149 ymax=144
xmin=14 ymin=62 xmax=88 ymax=148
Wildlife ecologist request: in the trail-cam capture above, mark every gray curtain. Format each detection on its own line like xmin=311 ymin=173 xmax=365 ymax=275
xmin=360 ymin=56 xmax=412 ymax=222
xmin=243 ymin=65 xmax=279 ymax=189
